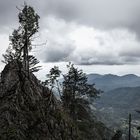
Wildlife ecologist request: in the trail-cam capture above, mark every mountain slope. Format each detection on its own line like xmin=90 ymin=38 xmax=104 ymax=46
xmin=97 ymin=86 xmax=140 ymax=110
xmin=94 ymin=86 xmax=140 ymax=140
xmin=88 ymin=74 xmax=140 ymax=92
xmin=0 ymin=61 xmax=113 ymax=140
xmin=0 ymin=60 xmax=78 ymax=140
xmin=88 ymin=73 xmax=140 ymax=139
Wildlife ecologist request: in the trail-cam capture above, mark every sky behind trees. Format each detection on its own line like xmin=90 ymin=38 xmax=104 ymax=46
xmin=0 ymin=0 xmax=140 ymax=78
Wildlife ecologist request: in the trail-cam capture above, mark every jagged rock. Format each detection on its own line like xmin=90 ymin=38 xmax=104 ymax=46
xmin=0 ymin=60 xmax=78 ymax=140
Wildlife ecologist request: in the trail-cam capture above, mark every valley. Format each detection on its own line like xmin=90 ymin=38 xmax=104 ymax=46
xmin=88 ymin=74 xmax=140 ymax=139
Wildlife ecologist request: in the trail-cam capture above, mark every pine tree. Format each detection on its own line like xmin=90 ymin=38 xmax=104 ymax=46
xmin=61 ymin=63 xmax=100 ymax=120
xmin=28 ymin=55 xmax=41 ymax=72
xmin=18 ymin=4 xmax=40 ymax=74
xmin=2 ymin=4 xmax=40 ymax=73
xmin=44 ymin=66 xmax=61 ymax=92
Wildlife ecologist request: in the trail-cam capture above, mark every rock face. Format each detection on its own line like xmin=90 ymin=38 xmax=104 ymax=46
xmin=0 ymin=60 xmax=78 ymax=140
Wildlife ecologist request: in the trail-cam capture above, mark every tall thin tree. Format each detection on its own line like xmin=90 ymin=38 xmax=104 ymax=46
xmin=2 ymin=4 xmax=40 ymax=75
xmin=128 ymin=114 xmax=131 ymax=140
xmin=18 ymin=3 xmax=40 ymax=75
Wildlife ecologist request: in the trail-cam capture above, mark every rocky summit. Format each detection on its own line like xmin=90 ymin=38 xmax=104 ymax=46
xmin=0 ymin=60 xmax=78 ymax=140
xmin=0 ymin=60 xmax=114 ymax=140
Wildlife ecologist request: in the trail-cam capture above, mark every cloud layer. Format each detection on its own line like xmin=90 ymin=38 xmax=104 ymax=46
xmin=35 ymin=16 xmax=140 ymax=65
xmin=0 ymin=0 xmax=140 ymax=66
xmin=43 ymin=0 xmax=140 ymax=37
xmin=1 ymin=0 xmax=140 ymax=35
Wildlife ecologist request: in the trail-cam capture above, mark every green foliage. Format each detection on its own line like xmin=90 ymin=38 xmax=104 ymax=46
xmin=45 ymin=66 xmax=61 ymax=86
xmin=43 ymin=66 xmax=61 ymax=91
xmin=44 ymin=63 xmax=100 ymax=120
xmin=18 ymin=5 xmax=40 ymax=39
xmin=43 ymin=63 xmax=112 ymax=140
xmin=2 ymin=4 xmax=40 ymax=73
xmin=61 ymin=63 xmax=100 ymax=119
xmin=28 ymin=55 xmax=41 ymax=72
xmin=2 ymin=47 xmax=16 ymax=64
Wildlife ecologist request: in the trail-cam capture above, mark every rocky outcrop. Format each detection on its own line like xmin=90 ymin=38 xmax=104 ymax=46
xmin=0 ymin=60 xmax=78 ymax=140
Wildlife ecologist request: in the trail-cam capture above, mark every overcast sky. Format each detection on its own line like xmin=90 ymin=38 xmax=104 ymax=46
xmin=0 ymin=0 xmax=140 ymax=79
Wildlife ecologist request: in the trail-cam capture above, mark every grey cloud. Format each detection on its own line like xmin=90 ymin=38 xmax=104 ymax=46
xmin=119 ymin=46 xmax=140 ymax=58
xmin=1 ymin=0 xmax=140 ymax=66
xmin=75 ymin=58 xmax=123 ymax=66
xmin=0 ymin=0 xmax=20 ymax=32
xmin=71 ymin=54 xmax=123 ymax=65
xmin=79 ymin=61 xmax=123 ymax=66
xmin=1 ymin=0 xmax=140 ymax=37
xmin=122 ymin=56 xmax=140 ymax=64
xmin=0 ymin=0 xmax=45 ymax=32
xmin=43 ymin=41 xmax=75 ymax=62
xmin=37 ymin=17 xmax=140 ymax=66
xmin=81 ymin=47 xmax=140 ymax=65
xmin=120 ymin=51 xmax=140 ymax=58
xmin=72 ymin=54 xmax=140 ymax=66
xmin=43 ymin=0 xmax=140 ymax=37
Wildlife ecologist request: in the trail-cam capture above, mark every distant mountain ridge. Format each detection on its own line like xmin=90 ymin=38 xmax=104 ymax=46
xmin=87 ymin=73 xmax=140 ymax=92
xmin=95 ymin=86 xmax=140 ymax=133
xmin=89 ymin=73 xmax=140 ymax=135
xmin=97 ymin=86 xmax=140 ymax=110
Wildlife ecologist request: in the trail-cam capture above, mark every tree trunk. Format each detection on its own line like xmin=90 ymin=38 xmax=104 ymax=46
xmin=24 ymin=6 xmax=29 ymax=77
xmin=129 ymin=114 xmax=131 ymax=140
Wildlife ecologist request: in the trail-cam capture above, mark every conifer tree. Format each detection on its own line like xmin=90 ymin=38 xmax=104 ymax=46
xmin=2 ymin=4 xmax=40 ymax=73
xmin=18 ymin=4 xmax=40 ymax=73
xmin=44 ymin=66 xmax=61 ymax=92
xmin=44 ymin=63 xmax=100 ymax=120
xmin=61 ymin=63 xmax=100 ymax=120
